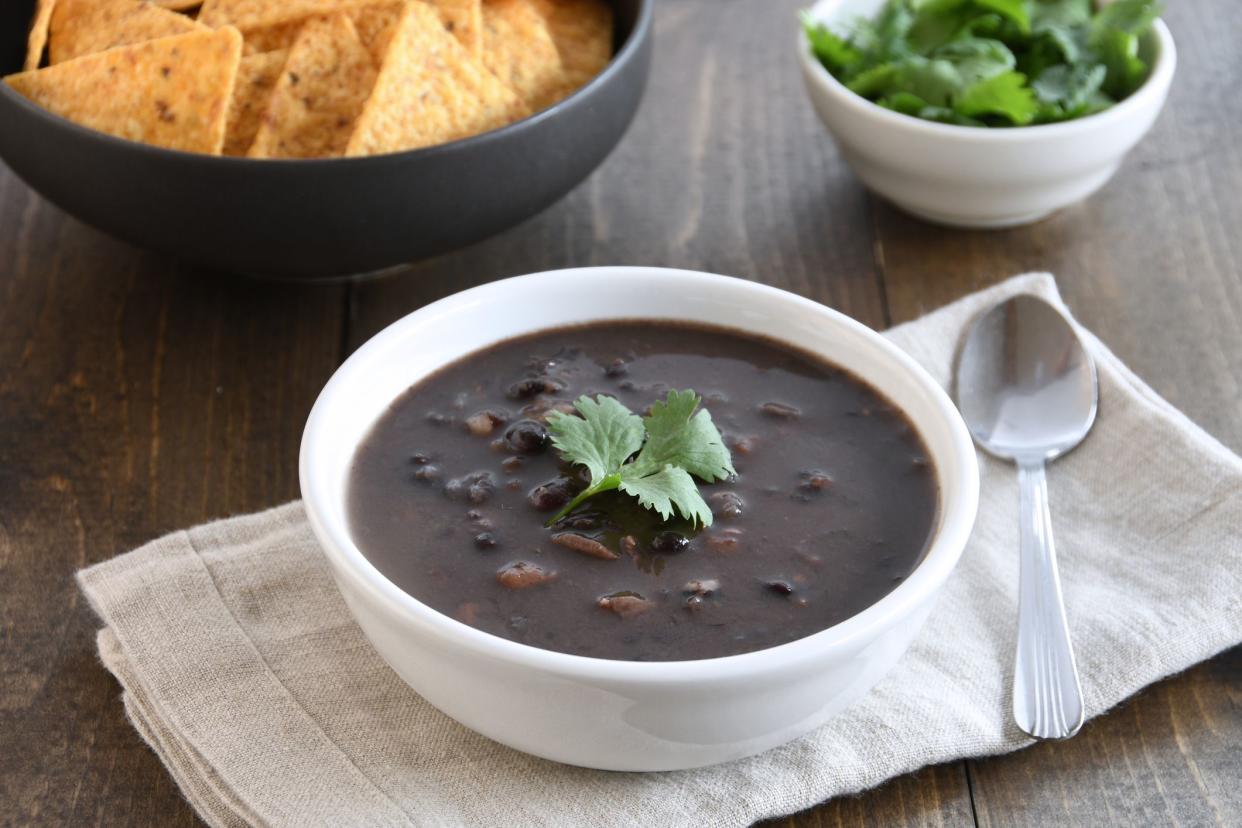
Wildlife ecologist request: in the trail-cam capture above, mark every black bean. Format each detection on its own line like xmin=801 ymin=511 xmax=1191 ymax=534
xmin=684 ymin=594 xmax=706 ymax=612
xmin=445 ymin=471 xmax=496 ymax=504
xmin=650 ymin=531 xmax=691 ymax=554
xmin=409 ymin=452 xmax=432 ymax=465
xmin=527 ymin=477 xmax=574 ymax=511
xmin=708 ymin=491 xmax=744 ymax=519
xmin=765 ymin=579 xmax=795 ymax=596
xmin=413 ymin=465 xmax=441 ymax=483
xmin=506 ymin=377 xmax=563 ymax=400
xmin=473 ymin=532 xmax=497 ymax=549
xmin=604 ymin=358 xmax=629 ymax=378
xmin=505 ymin=419 xmax=550 ymax=454
xmin=501 ymin=456 xmax=523 ymax=473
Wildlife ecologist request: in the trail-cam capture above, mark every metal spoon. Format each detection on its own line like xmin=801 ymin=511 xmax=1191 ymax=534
xmin=954 ymin=294 xmax=1098 ymax=740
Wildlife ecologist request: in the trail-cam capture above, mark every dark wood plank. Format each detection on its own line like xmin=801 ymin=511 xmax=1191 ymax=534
xmin=769 ymin=764 xmax=976 ymax=828
xmin=872 ymin=1 xmax=1242 ymax=825
xmin=969 ymin=648 xmax=1241 ymax=828
xmin=0 ymin=170 xmax=346 ymax=824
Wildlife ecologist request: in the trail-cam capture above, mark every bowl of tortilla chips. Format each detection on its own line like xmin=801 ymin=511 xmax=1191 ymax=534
xmin=0 ymin=0 xmax=651 ymax=278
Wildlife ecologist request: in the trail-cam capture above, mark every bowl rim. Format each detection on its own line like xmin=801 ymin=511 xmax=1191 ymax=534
xmin=798 ymin=0 xmax=1177 ymax=141
xmin=300 ymin=266 xmax=981 ymax=684
xmin=0 ymin=0 xmax=653 ymax=165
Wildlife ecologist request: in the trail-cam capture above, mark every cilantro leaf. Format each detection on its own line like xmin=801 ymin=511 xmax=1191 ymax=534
xmin=974 ymin=0 xmax=1029 ymax=33
xmin=1031 ymin=63 xmax=1107 ymax=116
xmin=933 ymin=36 xmax=1015 ymax=86
xmin=1090 ymin=0 xmax=1163 ymax=42
xmin=804 ymin=0 xmax=1162 ymax=127
xmin=618 ymin=465 xmax=712 ymax=526
xmin=1093 ymin=29 xmax=1148 ymax=98
xmin=802 ymin=14 xmax=862 ymax=73
xmin=955 ymin=70 xmax=1038 ymax=124
xmin=628 ymin=389 xmax=736 ymax=483
xmin=545 ymin=395 xmax=643 ymax=487
xmin=545 ymin=390 xmax=734 ymax=528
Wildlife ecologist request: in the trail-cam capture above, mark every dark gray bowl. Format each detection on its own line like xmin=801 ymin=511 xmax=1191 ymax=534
xmin=0 ymin=0 xmax=651 ymax=279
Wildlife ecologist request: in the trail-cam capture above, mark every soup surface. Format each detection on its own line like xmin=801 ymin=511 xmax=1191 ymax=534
xmin=348 ymin=321 xmax=938 ymax=661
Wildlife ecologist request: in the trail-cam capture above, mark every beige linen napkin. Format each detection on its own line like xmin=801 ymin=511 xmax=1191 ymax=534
xmin=79 ymin=274 xmax=1242 ymax=828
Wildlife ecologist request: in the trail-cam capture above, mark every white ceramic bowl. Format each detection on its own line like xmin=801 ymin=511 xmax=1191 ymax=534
xmin=300 ymin=267 xmax=979 ymax=770
xmin=799 ymin=0 xmax=1177 ymax=228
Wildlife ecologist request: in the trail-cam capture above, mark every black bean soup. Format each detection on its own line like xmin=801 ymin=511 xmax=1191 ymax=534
xmin=348 ymin=321 xmax=938 ymax=661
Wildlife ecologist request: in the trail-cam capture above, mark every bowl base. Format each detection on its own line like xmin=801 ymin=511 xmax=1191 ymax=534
xmin=884 ymin=199 xmax=1061 ymax=230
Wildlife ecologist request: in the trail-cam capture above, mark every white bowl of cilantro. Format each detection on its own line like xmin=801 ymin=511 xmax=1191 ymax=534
xmin=799 ymin=0 xmax=1176 ymax=227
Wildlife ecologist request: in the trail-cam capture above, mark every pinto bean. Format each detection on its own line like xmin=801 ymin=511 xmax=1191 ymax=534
xmin=798 ymin=470 xmax=833 ymax=492
xmin=551 ymin=532 xmax=618 ymax=561
xmin=683 ymin=578 xmax=720 ymax=596
xmin=496 ymin=561 xmax=557 ymax=589
xmin=464 ymin=410 xmax=507 ymax=436
xmin=759 ymin=401 xmax=801 ymax=419
xmin=597 ymin=592 xmax=652 ymax=618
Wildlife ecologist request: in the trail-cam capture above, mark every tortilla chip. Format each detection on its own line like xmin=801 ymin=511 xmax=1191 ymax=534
xmin=480 ymin=0 xmax=563 ymax=110
xmin=154 ymin=0 xmax=203 ymax=9
xmin=345 ymin=2 xmax=527 ymax=155
xmin=429 ymin=0 xmax=481 ymax=58
xmin=222 ymin=49 xmax=285 ymax=155
xmin=247 ymin=14 xmax=377 ymax=158
xmin=531 ymin=0 xmax=611 ymax=82
xmin=48 ymin=0 xmax=204 ymax=65
xmin=25 ymin=0 xmax=56 ymax=71
xmin=199 ymin=0 xmax=355 ymax=30
xmin=344 ymin=1 xmax=405 ymax=63
xmin=5 ymin=27 xmax=242 ymax=154
xmin=237 ymin=1 xmax=477 ymax=61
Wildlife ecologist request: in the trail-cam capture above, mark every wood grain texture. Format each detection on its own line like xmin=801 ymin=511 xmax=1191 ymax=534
xmin=0 ymin=177 xmax=345 ymax=823
xmin=0 ymin=0 xmax=1238 ymax=825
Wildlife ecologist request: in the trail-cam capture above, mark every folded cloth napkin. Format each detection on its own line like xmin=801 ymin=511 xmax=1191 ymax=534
xmin=79 ymin=274 xmax=1242 ymax=828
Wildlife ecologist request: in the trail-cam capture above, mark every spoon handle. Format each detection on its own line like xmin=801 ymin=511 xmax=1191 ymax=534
xmin=1013 ymin=460 xmax=1084 ymax=740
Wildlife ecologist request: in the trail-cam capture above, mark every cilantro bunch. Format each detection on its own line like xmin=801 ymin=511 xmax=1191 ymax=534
xmin=804 ymin=0 xmax=1164 ymax=127
xmin=545 ymin=390 xmax=736 ymax=528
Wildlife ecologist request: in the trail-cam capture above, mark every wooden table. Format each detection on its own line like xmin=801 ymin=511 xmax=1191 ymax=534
xmin=3 ymin=1 xmax=1238 ymax=824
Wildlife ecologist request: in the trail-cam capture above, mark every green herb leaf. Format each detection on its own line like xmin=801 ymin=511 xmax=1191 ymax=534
xmin=1093 ymin=28 xmax=1148 ymax=98
xmin=1090 ymin=0 xmax=1163 ymax=42
xmin=1031 ymin=62 xmax=1107 ymax=114
xmin=545 ymin=395 xmax=644 ymax=487
xmin=545 ymin=390 xmax=734 ymax=528
xmin=618 ymin=465 xmax=712 ymax=525
xmin=804 ymin=0 xmax=1161 ymax=127
xmin=974 ymin=0 xmax=1029 ymax=33
xmin=628 ymin=389 xmax=736 ymax=483
xmin=802 ymin=14 xmax=862 ymax=72
xmin=954 ymin=70 xmax=1038 ymax=124
xmin=933 ymin=36 xmax=1015 ymax=86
